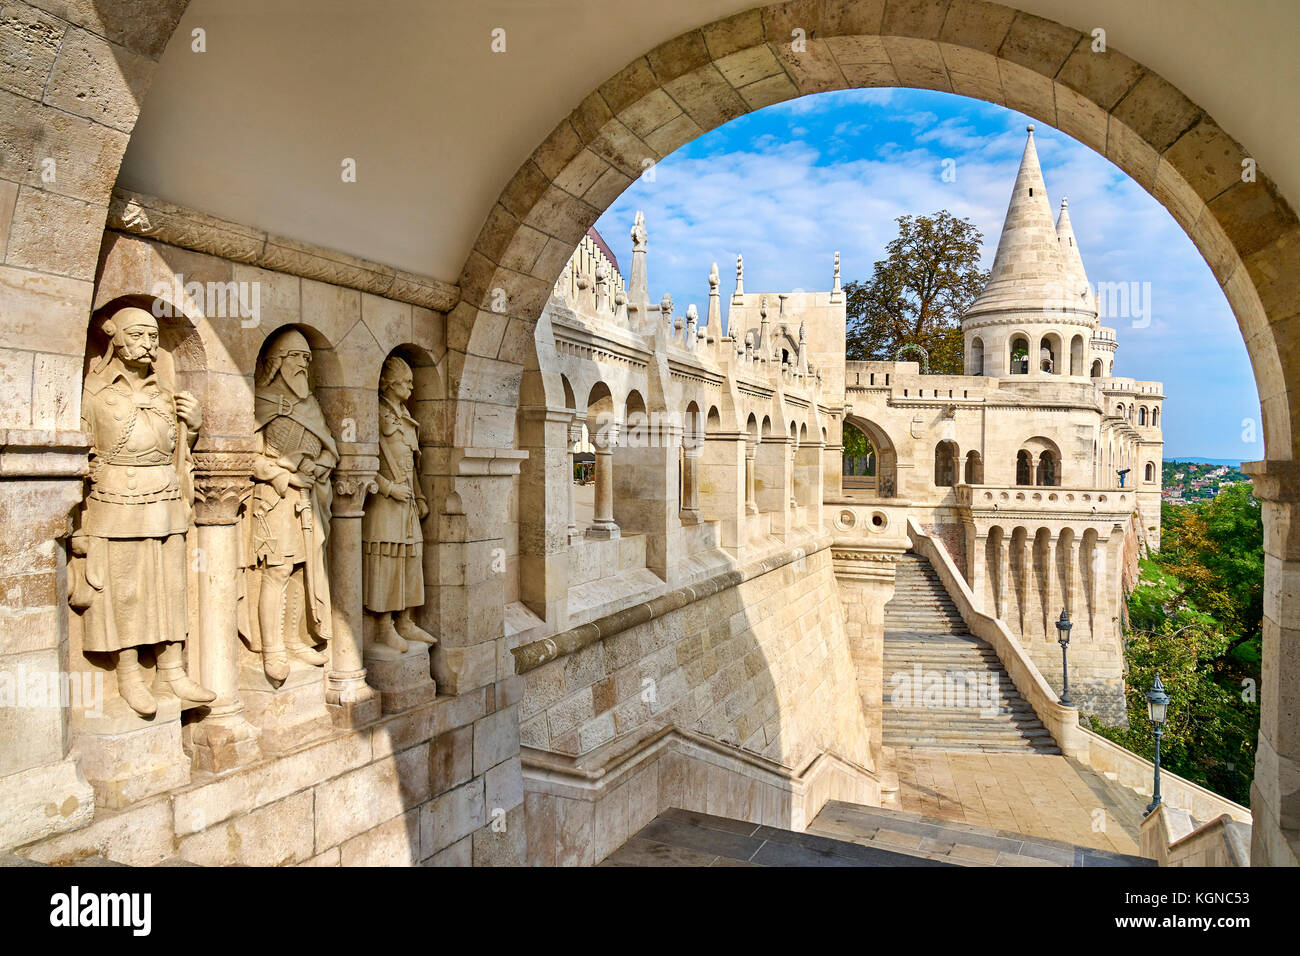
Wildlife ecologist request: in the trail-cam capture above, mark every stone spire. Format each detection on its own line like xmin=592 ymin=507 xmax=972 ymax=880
xmin=706 ymin=262 xmax=722 ymax=343
xmin=628 ymin=210 xmax=650 ymax=329
xmin=965 ymin=125 xmax=1081 ymax=322
xmin=1055 ymin=196 xmax=1097 ymax=322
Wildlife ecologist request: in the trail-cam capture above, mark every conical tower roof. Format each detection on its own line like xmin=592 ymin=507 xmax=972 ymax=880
xmin=965 ymin=126 xmax=1088 ymax=323
xmin=1055 ymin=196 xmax=1098 ymax=323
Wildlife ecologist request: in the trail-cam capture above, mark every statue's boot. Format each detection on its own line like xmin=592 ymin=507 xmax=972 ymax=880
xmin=117 ymin=649 xmax=157 ymax=717
xmin=368 ymin=614 xmax=408 ymax=660
xmin=290 ymin=640 xmax=329 ymax=666
xmin=156 ymin=642 xmax=216 ymax=704
xmin=395 ymin=611 xmax=437 ymax=646
xmin=282 ymin=583 xmax=329 ymax=665
xmin=259 ymin=573 xmax=291 ymax=682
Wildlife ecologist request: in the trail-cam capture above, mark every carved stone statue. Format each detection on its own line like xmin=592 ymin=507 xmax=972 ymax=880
xmin=363 ymin=356 xmax=436 ymax=658
xmin=69 ymin=307 xmax=215 ymax=717
xmin=238 ymin=328 xmax=338 ymax=682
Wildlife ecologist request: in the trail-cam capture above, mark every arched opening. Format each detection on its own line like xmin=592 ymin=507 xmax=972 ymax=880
xmin=934 ymin=440 xmax=959 ymax=488
xmin=843 ymin=415 xmax=897 ymax=498
xmin=1009 ymin=335 xmax=1030 ymax=375
xmin=1091 ymin=359 xmax=1103 ymax=378
xmin=1153 ymin=407 xmax=1160 ymax=427
xmin=1039 ymin=333 xmax=1062 ymax=374
xmin=1145 ymin=461 xmax=1156 ymax=483
xmin=1138 ymin=406 xmax=1147 ymax=425
xmin=841 ymin=420 xmax=876 ymax=490
xmin=1036 ymin=451 xmax=1058 ymax=487
xmin=964 ymin=450 xmax=983 ymax=485
xmin=1070 ymin=335 xmax=1085 ymax=376
xmin=14 ymin=0 xmax=1300 ymax=867
xmin=969 ymin=336 xmax=985 ymax=376
xmin=1016 ymin=450 xmax=1033 ymax=486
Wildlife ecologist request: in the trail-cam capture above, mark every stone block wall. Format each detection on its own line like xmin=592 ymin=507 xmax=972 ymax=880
xmin=518 ymin=542 xmax=873 ymax=776
xmin=16 ymin=681 xmax=525 ymax=866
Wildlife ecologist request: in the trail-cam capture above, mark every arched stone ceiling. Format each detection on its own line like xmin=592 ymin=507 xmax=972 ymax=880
xmin=120 ymin=0 xmax=1300 ymax=283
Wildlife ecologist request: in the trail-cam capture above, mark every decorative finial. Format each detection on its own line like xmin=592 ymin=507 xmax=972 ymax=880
xmin=709 ymin=262 xmax=719 ymax=291
xmin=798 ymin=319 xmax=806 ymax=341
xmin=735 ymin=254 xmax=744 ymax=296
xmin=1027 ymin=124 xmax=1034 ymax=133
xmin=659 ymin=292 xmax=674 ymax=324
xmin=759 ymin=295 xmax=767 ymax=320
xmin=1061 ymin=196 xmax=1068 ymax=208
xmin=631 ymin=210 xmax=647 ymax=252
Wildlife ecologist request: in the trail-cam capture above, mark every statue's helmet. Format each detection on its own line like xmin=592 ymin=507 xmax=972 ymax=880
xmin=103 ymin=306 xmax=158 ymax=339
xmin=257 ymin=327 xmax=313 ymax=389
xmin=94 ymin=306 xmax=160 ymax=371
xmin=267 ymin=327 xmax=311 ymax=359
xmin=379 ymin=355 xmax=413 ymax=393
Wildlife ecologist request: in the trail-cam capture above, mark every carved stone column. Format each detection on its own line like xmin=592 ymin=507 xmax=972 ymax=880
xmin=189 ymin=449 xmax=261 ymax=772
xmin=1044 ymin=533 xmax=1060 ymax=641
xmin=1242 ymin=460 xmax=1300 ymax=866
xmin=586 ymin=421 xmax=620 ymax=539
xmin=997 ymin=530 xmax=1011 ymax=620
xmin=681 ymin=443 xmax=701 ymax=525
xmin=327 ymin=457 xmax=382 ymax=727
xmin=744 ymin=437 xmax=759 ymax=515
xmin=568 ymin=418 xmax=585 ymax=542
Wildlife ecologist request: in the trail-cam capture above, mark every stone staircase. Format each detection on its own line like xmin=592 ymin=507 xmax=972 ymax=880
xmin=883 ymin=552 xmax=1061 ymax=754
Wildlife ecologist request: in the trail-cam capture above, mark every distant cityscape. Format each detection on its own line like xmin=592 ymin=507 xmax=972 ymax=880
xmin=1161 ymin=459 xmax=1249 ymax=504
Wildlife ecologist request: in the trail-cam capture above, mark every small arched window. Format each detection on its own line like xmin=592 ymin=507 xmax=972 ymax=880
xmin=1138 ymin=406 xmax=1147 ymax=425
xmin=1145 ymin=461 xmax=1155 ymax=482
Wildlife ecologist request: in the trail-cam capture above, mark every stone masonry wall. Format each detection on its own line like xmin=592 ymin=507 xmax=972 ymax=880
xmin=518 ymin=543 xmax=874 ymax=779
xmin=17 ymin=680 xmax=524 ymax=866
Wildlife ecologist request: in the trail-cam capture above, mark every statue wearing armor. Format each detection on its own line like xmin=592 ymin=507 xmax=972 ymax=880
xmin=238 ymin=328 xmax=338 ymax=682
xmin=363 ymin=357 xmax=436 ymax=657
xmin=69 ymin=307 xmax=215 ymax=717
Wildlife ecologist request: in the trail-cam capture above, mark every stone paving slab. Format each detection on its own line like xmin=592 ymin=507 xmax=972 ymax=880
xmin=887 ymin=749 xmax=1150 ymax=858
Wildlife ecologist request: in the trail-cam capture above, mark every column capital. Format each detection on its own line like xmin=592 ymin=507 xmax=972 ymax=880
xmin=333 ymin=470 xmax=378 ymax=517
xmin=192 ymin=449 xmax=254 ymax=526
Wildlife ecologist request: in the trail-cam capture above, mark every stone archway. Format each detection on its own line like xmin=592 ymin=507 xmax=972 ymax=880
xmin=452 ymin=3 xmax=1299 ymax=866
xmin=2 ymin=0 xmax=1298 ymax=866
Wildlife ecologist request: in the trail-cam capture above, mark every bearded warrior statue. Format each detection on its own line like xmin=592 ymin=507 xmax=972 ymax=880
xmin=69 ymin=307 xmax=216 ymax=717
xmin=363 ymin=356 xmax=437 ymax=657
xmin=238 ymin=328 xmax=338 ymax=682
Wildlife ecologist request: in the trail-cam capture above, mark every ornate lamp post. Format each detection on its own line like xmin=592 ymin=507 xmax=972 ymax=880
xmin=1054 ymin=608 xmax=1073 ymax=706
xmin=1144 ymin=675 xmax=1171 ymax=815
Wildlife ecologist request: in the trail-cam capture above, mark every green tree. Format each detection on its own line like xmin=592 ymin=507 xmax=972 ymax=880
xmin=844 ymin=211 xmax=990 ymax=374
xmin=1088 ymin=484 xmax=1265 ymax=805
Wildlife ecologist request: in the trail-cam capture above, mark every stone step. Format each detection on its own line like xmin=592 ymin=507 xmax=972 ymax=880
xmin=881 ymin=549 xmax=1058 ymax=753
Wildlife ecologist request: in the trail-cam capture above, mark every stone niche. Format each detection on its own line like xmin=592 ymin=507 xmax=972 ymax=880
xmin=7 ymin=229 xmax=528 ymax=866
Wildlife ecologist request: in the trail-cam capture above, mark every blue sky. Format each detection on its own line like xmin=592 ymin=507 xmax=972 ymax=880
xmin=592 ymin=88 xmax=1263 ymax=463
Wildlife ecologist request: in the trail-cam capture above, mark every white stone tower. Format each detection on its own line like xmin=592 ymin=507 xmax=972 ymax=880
xmin=963 ymin=125 xmax=1098 ymax=378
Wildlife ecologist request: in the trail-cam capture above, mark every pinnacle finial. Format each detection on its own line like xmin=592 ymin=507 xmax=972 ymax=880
xmin=1061 ymin=196 xmax=1068 ymax=208
xmin=631 ymin=210 xmax=647 ymax=251
xmin=709 ymin=262 xmax=719 ymax=290
xmin=1027 ymin=124 xmax=1035 ymax=134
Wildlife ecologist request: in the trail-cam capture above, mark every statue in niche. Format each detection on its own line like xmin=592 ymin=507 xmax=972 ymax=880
xmin=69 ymin=306 xmax=215 ymax=716
xmin=238 ymin=328 xmax=338 ymax=682
xmin=363 ymin=356 xmax=436 ymax=657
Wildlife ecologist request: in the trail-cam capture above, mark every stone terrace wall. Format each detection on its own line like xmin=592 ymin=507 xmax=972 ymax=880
xmin=18 ymin=683 xmax=522 ymax=866
xmin=518 ymin=541 xmax=872 ymax=773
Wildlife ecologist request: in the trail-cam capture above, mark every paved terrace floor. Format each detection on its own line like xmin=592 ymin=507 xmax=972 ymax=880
xmin=886 ymin=749 xmax=1147 ymax=857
